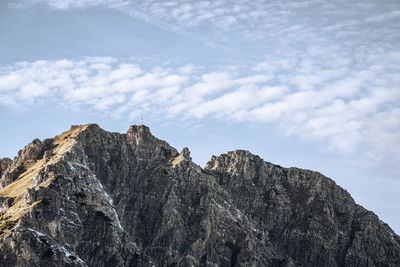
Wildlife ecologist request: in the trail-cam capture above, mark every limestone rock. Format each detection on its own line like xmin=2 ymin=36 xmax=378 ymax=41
xmin=0 ymin=158 xmax=12 ymax=178
xmin=0 ymin=124 xmax=399 ymax=266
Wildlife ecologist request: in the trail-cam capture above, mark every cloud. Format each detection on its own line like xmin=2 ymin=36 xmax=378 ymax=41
xmin=11 ymin=0 xmax=400 ymax=43
xmin=5 ymin=0 xmax=400 ymax=177
xmin=1 ymin=56 xmax=399 ymax=177
xmin=365 ymin=10 xmax=400 ymax=22
xmin=10 ymin=0 xmax=127 ymax=10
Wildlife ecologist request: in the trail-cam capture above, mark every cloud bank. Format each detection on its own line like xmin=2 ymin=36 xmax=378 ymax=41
xmin=5 ymin=0 xmax=400 ymax=176
xmin=1 ymin=56 xmax=399 ymax=176
xmin=10 ymin=0 xmax=400 ymax=41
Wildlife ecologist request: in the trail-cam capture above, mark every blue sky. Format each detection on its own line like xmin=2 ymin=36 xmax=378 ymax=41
xmin=1 ymin=0 xmax=399 ymax=233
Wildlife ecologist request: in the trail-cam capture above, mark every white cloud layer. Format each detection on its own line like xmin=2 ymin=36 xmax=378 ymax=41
xmin=1 ymin=56 xmax=399 ymax=176
xmin=5 ymin=0 xmax=400 ymax=176
xmin=10 ymin=0 xmax=400 ymax=43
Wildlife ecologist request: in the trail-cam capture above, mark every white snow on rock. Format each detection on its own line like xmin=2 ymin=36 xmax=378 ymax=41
xmin=28 ymin=228 xmax=87 ymax=266
xmin=28 ymin=228 xmax=46 ymax=243
xmin=68 ymin=161 xmax=91 ymax=172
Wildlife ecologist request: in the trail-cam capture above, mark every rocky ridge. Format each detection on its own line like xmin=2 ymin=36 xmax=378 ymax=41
xmin=0 ymin=124 xmax=399 ymax=266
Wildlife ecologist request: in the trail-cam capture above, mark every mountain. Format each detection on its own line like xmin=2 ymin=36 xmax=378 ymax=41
xmin=0 ymin=124 xmax=399 ymax=266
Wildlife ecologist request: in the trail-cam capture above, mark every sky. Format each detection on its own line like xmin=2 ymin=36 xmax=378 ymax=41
xmin=0 ymin=0 xmax=399 ymax=233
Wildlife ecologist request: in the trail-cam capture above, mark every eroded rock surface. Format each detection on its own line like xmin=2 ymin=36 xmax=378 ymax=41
xmin=0 ymin=124 xmax=399 ymax=267
xmin=0 ymin=158 xmax=12 ymax=178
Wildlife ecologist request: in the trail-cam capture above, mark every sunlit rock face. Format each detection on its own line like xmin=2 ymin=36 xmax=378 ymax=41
xmin=0 ymin=124 xmax=399 ymax=266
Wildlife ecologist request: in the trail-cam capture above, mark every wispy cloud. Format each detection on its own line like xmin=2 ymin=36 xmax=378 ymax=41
xmin=365 ymin=10 xmax=400 ymax=22
xmin=10 ymin=0 xmax=400 ymax=42
xmin=10 ymin=0 xmax=127 ymax=10
xmin=6 ymin=0 xmax=400 ymax=176
xmin=1 ymin=56 xmax=399 ymax=176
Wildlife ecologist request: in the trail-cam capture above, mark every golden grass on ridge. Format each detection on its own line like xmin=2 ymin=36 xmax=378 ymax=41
xmin=0 ymin=124 xmax=90 ymax=235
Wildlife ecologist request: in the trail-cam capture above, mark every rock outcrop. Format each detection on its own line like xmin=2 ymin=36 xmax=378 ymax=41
xmin=0 ymin=124 xmax=399 ymax=267
xmin=0 ymin=158 xmax=12 ymax=178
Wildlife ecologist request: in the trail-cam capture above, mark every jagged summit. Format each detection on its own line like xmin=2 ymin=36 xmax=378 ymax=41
xmin=0 ymin=124 xmax=399 ymax=266
xmin=127 ymin=124 xmax=151 ymax=134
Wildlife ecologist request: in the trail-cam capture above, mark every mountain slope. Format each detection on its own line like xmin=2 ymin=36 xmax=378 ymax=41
xmin=0 ymin=124 xmax=399 ymax=266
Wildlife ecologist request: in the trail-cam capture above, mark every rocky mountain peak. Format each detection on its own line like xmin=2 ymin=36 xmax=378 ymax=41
xmin=0 ymin=124 xmax=399 ymax=266
xmin=206 ymin=149 xmax=261 ymax=170
xmin=126 ymin=124 xmax=151 ymax=136
xmin=126 ymin=124 xmax=157 ymax=146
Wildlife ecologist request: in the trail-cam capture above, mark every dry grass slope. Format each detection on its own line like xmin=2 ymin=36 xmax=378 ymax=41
xmin=0 ymin=124 xmax=90 ymax=235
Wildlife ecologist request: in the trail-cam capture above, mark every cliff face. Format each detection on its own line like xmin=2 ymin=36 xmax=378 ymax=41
xmin=0 ymin=124 xmax=399 ymax=267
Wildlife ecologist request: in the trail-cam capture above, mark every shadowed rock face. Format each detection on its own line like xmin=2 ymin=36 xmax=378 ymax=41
xmin=0 ymin=124 xmax=399 ymax=267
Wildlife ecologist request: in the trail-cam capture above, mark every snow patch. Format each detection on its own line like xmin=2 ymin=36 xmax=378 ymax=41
xmin=68 ymin=161 xmax=90 ymax=172
xmin=68 ymin=162 xmax=76 ymax=171
xmin=68 ymin=159 xmax=124 ymax=233
xmin=110 ymin=207 xmax=124 ymax=231
xmin=96 ymin=179 xmax=124 ymax=231
xmin=28 ymin=228 xmax=46 ymax=243
xmin=214 ymin=201 xmax=226 ymax=212
xmin=28 ymin=228 xmax=86 ymax=265
xmin=213 ymin=200 xmax=240 ymax=223
xmin=236 ymin=208 xmax=243 ymax=220
xmin=102 ymin=188 xmax=113 ymax=205
xmin=53 ymin=243 xmax=86 ymax=266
